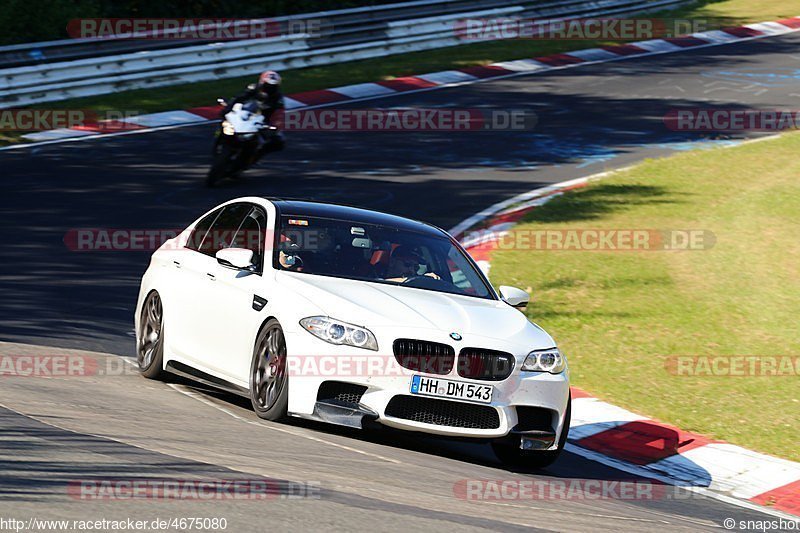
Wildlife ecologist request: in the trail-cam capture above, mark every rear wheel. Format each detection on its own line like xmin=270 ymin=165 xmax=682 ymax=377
xmin=137 ymin=291 xmax=166 ymax=380
xmin=249 ymin=319 xmax=289 ymax=421
xmin=492 ymin=394 xmax=571 ymax=469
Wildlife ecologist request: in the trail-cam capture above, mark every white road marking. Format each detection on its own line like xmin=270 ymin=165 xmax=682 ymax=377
xmin=479 ymin=501 xmax=670 ymax=524
xmin=283 ymin=97 xmax=306 ymax=109
xmin=449 ymin=167 xmax=634 ymax=237
xmin=569 ymin=397 xmax=648 ymax=440
xmin=564 ymin=48 xmax=621 ymax=62
xmin=330 ymin=82 xmax=399 ymax=98
xmin=23 ymin=128 xmax=100 ymax=141
xmin=127 ymin=110 xmax=208 ymax=127
xmin=167 ymin=383 xmax=404 ymax=465
xmin=76 ymin=353 xmax=404 ymax=465
xmin=0 ymin=399 xmax=294 ymax=479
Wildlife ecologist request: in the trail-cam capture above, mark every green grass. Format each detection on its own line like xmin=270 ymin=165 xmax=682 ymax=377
xmin=488 ymin=132 xmax=800 ymax=461
xmin=685 ymin=0 xmax=798 ymax=21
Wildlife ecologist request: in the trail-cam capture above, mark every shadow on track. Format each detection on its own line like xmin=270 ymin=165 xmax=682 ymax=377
xmin=1 ymin=34 xmax=796 ymax=355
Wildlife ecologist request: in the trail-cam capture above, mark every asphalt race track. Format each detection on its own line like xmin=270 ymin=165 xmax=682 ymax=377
xmin=2 ymin=32 xmax=799 ymax=531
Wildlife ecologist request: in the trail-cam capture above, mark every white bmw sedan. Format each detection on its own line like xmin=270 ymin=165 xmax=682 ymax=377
xmin=135 ymin=197 xmax=570 ymax=466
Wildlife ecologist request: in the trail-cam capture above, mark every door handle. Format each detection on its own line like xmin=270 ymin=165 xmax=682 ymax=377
xmin=173 ymin=260 xmax=181 ymax=268
xmin=206 ymin=272 xmax=216 ymax=281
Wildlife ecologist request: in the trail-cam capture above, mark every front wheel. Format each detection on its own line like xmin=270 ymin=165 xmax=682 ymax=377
xmin=206 ymin=142 xmax=234 ymax=187
xmin=249 ymin=319 xmax=289 ymax=421
xmin=137 ymin=291 xmax=166 ymax=380
xmin=492 ymin=394 xmax=571 ymax=469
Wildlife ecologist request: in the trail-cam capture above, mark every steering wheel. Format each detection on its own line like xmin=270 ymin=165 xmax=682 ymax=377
xmin=400 ymin=274 xmax=461 ymax=292
xmin=282 ymin=253 xmax=304 ymax=270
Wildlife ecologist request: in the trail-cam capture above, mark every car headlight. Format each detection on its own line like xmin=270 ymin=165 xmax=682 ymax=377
xmin=300 ymin=316 xmax=378 ymax=351
xmin=522 ymin=348 xmax=566 ymax=374
xmin=221 ymin=121 xmax=235 ymax=135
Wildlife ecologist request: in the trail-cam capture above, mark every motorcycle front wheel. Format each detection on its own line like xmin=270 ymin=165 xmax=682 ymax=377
xmin=206 ymin=143 xmax=234 ymax=188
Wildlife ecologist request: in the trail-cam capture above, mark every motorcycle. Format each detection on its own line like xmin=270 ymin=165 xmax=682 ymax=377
xmin=206 ymin=98 xmax=278 ymax=187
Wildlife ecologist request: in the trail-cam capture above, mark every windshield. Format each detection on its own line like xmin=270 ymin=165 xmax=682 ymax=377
xmin=275 ymin=216 xmax=494 ymax=299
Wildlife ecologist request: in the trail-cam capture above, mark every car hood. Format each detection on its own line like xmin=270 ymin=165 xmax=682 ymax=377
xmin=275 ymin=271 xmax=554 ymax=346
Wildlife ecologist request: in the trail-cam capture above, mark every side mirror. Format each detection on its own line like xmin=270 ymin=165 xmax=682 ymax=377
xmin=216 ymin=248 xmax=255 ymax=271
xmin=499 ymin=285 xmax=529 ymax=309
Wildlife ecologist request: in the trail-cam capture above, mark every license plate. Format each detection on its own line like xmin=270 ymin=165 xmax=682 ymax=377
xmin=410 ymin=375 xmax=493 ymax=404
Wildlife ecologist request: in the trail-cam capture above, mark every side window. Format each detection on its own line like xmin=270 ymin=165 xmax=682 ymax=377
xmin=186 ymin=208 xmax=222 ymax=252
xmin=200 ymin=203 xmax=251 ymax=257
xmin=446 ymin=247 xmax=487 ymax=296
xmin=416 ymin=246 xmax=438 ymax=277
xmin=231 ymin=207 xmax=267 ymax=273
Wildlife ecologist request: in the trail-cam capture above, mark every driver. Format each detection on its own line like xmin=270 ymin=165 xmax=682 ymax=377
xmin=385 ymin=246 xmax=440 ymax=283
xmin=278 ymin=233 xmax=302 ymax=271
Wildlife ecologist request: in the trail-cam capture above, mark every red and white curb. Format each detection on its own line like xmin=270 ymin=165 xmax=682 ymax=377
xmin=453 ymin=173 xmax=601 ymax=275
xmin=17 ymin=16 xmax=800 ymax=145
xmin=449 ymin=166 xmax=800 ymax=519
xmin=567 ymin=387 xmax=800 ymax=518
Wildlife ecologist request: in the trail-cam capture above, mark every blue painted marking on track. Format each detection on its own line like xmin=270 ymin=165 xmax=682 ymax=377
xmin=701 ymin=68 xmax=800 ymax=87
xmin=654 ymin=138 xmax=742 ymax=151
xmin=445 ymin=129 xmax=743 ymax=172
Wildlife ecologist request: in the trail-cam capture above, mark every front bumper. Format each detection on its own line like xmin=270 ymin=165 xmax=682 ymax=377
xmin=282 ymin=327 xmax=570 ymax=446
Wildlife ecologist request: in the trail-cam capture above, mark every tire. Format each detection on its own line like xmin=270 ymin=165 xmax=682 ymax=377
xmin=249 ymin=319 xmax=289 ymax=421
xmin=137 ymin=291 xmax=166 ymax=380
xmin=232 ymin=144 xmax=258 ymax=179
xmin=492 ymin=394 xmax=571 ymax=469
xmin=206 ymin=143 xmax=233 ymax=187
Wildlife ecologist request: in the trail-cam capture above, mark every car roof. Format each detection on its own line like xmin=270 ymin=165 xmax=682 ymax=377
xmin=269 ymin=199 xmax=448 ymax=238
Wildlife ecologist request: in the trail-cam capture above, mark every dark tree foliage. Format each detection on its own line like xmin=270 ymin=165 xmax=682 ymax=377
xmin=0 ymin=0 xmax=400 ymax=44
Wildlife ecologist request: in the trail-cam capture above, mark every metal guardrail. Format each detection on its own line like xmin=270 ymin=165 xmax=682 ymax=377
xmin=0 ymin=0 xmax=689 ymax=108
xmin=0 ymin=0 xmax=520 ymax=69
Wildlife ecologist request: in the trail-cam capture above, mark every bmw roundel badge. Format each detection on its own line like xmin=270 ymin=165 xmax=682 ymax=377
xmin=450 ymin=332 xmax=462 ymax=341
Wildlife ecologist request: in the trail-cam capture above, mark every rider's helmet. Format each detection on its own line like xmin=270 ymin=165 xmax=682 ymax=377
xmin=256 ymin=70 xmax=282 ymax=100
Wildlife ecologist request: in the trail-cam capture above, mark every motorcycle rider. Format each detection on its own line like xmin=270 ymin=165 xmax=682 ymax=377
xmin=222 ymin=70 xmax=286 ymax=159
